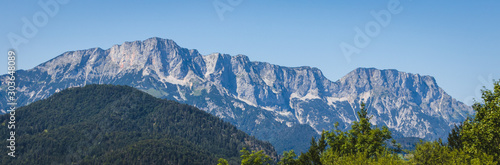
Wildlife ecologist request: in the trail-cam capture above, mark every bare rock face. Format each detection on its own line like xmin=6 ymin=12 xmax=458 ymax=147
xmin=0 ymin=37 xmax=473 ymax=153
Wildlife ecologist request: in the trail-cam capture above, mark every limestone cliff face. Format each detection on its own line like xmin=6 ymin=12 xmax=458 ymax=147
xmin=331 ymin=68 xmax=473 ymax=139
xmin=0 ymin=37 xmax=473 ymax=153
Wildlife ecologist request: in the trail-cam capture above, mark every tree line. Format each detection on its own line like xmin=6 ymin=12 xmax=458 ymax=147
xmin=221 ymin=80 xmax=500 ymax=165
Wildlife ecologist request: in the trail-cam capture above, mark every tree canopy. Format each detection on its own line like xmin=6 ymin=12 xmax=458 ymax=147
xmin=324 ymin=102 xmax=394 ymax=158
xmin=461 ymin=80 xmax=500 ymax=161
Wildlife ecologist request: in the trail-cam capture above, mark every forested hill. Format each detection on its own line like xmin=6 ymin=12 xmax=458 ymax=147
xmin=0 ymin=84 xmax=276 ymax=164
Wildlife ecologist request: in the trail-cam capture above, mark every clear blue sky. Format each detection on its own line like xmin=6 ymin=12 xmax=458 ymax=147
xmin=1 ymin=0 xmax=499 ymax=105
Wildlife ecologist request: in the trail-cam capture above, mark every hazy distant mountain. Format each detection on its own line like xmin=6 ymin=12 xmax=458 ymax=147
xmin=0 ymin=37 xmax=473 ymax=153
xmin=0 ymin=85 xmax=276 ymax=164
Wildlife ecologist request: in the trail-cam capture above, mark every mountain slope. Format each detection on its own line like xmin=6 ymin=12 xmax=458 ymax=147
xmin=0 ymin=37 xmax=474 ymax=153
xmin=0 ymin=85 xmax=276 ymax=164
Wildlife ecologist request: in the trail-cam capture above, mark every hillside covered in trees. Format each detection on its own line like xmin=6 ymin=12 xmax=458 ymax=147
xmin=0 ymin=84 xmax=276 ymax=164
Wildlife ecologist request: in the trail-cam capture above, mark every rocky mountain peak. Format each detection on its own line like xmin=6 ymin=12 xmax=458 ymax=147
xmin=339 ymin=67 xmax=438 ymax=92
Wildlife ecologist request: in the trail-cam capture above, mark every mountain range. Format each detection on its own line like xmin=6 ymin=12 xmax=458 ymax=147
xmin=0 ymin=37 xmax=474 ymax=153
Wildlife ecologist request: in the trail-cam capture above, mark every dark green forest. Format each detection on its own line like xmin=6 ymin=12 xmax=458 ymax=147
xmin=0 ymin=84 xmax=276 ymax=164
